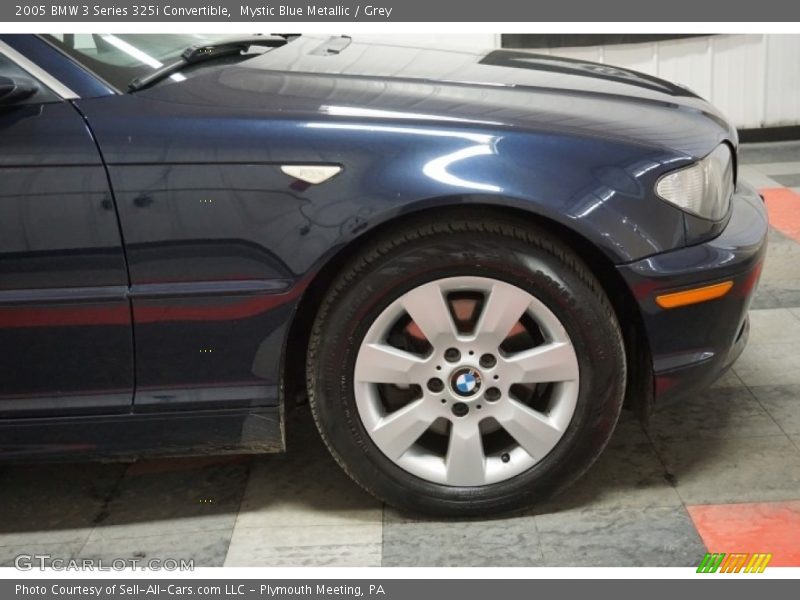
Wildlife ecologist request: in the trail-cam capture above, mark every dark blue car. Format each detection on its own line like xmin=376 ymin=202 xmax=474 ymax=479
xmin=0 ymin=34 xmax=768 ymax=515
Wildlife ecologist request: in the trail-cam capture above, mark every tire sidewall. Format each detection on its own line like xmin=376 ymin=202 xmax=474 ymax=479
xmin=310 ymin=229 xmax=625 ymax=515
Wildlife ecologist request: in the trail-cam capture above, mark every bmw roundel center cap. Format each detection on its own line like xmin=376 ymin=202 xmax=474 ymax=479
xmin=451 ymin=367 xmax=482 ymax=397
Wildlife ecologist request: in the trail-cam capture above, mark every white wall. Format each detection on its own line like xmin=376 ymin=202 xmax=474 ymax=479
xmin=354 ymin=34 xmax=498 ymax=51
xmin=540 ymin=35 xmax=800 ymax=129
xmin=364 ymin=34 xmax=800 ymax=130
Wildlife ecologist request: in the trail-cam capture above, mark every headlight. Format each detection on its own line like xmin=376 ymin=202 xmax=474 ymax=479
xmin=655 ymin=144 xmax=734 ymax=221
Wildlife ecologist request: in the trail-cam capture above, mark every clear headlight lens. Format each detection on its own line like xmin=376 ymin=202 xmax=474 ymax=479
xmin=655 ymin=144 xmax=734 ymax=221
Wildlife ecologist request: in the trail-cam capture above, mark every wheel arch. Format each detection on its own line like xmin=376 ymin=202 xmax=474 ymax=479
xmin=283 ymin=199 xmax=654 ymax=423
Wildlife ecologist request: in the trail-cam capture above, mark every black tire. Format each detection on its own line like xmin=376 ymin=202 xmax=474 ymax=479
xmin=306 ymin=210 xmax=626 ymax=516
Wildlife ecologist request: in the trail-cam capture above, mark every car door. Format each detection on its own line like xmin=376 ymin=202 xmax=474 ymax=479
xmin=0 ymin=45 xmax=133 ymax=417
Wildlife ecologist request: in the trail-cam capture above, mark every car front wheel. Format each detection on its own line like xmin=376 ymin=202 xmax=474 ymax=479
xmin=307 ymin=211 xmax=626 ymax=516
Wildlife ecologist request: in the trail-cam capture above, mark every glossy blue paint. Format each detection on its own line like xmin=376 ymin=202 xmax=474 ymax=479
xmin=0 ymin=97 xmax=133 ymax=416
xmin=618 ymin=182 xmax=767 ymax=402
xmin=0 ymin=34 xmax=768 ymax=458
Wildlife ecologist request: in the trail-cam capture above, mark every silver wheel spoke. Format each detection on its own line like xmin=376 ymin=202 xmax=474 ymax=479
xmin=474 ymin=281 xmax=531 ymax=342
xmin=445 ymin=420 xmax=486 ymax=485
xmin=354 ymin=276 xmax=580 ymax=487
xmin=370 ymin=399 xmax=435 ymax=460
xmin=505 ymin=342 xmax=579 ymax=383
xmin=400 ymin=281 xmax=457 ymax=342
xmin=495 ymin=399 xmax=564 ymax=460
xmin=355 ymin=343 xmax=423 ymax=384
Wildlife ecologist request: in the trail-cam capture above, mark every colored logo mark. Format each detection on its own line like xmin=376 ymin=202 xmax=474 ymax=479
xmin=456 ymin=373 xmax=476 ymax=393
xmin=696 ymin=552 xmax=772 ymax=573
xmin=451 ymin=367 xmax=482 ymax=397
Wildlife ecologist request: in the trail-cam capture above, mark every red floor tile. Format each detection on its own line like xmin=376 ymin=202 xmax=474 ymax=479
xmin=687 ymin=500 xmax=800 ymax=567
xmin=761 ymin=187 xmax=800 ymax=243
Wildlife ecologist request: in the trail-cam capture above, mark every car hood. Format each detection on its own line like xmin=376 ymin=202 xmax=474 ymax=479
xmin=252 ymin=36 xmax=703 ymax=103
xmin=147 ymin=35 xmax=736 ymax=159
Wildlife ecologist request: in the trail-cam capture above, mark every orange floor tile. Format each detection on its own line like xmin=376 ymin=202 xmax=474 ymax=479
xmin=687 ymin=501 xmax=800 ymax=567
xmin=761 ymin=187 xmax=800 ymax=243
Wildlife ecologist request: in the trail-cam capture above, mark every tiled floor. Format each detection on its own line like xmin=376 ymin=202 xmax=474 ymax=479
xmin=1 ymin=142 xmax=799 ymax=568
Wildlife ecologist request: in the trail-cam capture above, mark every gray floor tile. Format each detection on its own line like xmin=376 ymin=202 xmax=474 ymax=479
xmin=0 ymin=462 xmax=126 ymax=547
xmin=607 ymin=410 xmax=650 ymax=446
xmin=234 ymin=413 xmax=381 ymax=529
xmin=773 ymin=173 xmax=800 ymax=188
xmin=225 ymin=525 xmax=381 ymax=567
xmin=225 ymin=411 xmax=383 ymax=567
xmin=749 ymin=384 xmax=800 ymax=435
xmin=0 ymin=527 xmax=95 ymax=553
xmin=235 ymin=458 xmax=381 ymax=529
xmin=79 ymin=529 xmax=231 ymax=567
xmin=763 ymin=285 xmax=800 ymax=310
xmin=708 ymin=368 xmax=744 ymax=389
xmin=228 ymin=542 xmax=382 ymax=567
xmin=758 ymin=254 xmax=800 ymax=282
xmin=738 ymin=165 xmax=782 ymax=190
xmin=537 ymin=442 xmax=681 ymax=512
xmin=739 ymin=142 xmax=800 ymax=165
xmin=655 ymin=434 xmax=800 ymax=504
xmin=763 ymin=230 xmax=800 ymax=260
xmin=750 ymin=287 xmax=782 ymax=309
xmin=649 ymin=386 xmax=784 ymax=441
xmin=752 ymin=233 xmax=800 ymax=310
xmin=746 ymin=308 xmax=800 ymax=346
xmin=0 ymin=542 xmax=81 ymax=568
xmin=91 ymin=461 xmax=248 ymax=539
xmin=751 ymin=161 xmax=800 ymax=176
xmin=733 ymin=342 xmax=800 ymax=386
xmin=767 ymin=227 xmax=800 ymax=251
xmin=754 ymin=281 xmax=800 ymax=310
xmin=535 ymin=506 xmax=706 ymax=567
xmin=734 ymin=309 xmax=800 ymax=384
xmin=382 ymin=512 xmax=543 ymax=566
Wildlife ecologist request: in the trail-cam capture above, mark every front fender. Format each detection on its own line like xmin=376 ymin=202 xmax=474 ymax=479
xmin=294 ymin=124 xmax=689 ymax=274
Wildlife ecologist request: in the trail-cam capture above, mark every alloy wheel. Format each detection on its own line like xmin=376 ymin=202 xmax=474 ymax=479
xmin=353 ymin=276 xmax=580 ymax=486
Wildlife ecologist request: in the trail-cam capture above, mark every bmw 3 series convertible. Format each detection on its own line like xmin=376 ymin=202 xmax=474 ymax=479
xmin=0 ymin=34 xmax=767 ymax=515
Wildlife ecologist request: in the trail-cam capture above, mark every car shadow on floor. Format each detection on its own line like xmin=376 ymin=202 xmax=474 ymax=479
xmin=0 ymin=381 xmax=792 ymax=556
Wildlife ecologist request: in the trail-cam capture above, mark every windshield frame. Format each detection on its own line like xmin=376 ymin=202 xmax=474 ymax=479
xmin=37 ymin=34 xmax=122 ymax=94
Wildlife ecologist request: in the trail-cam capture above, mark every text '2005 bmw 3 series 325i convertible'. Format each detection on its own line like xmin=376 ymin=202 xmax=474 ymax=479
xmin=0 ymin=34 xmax=767 ymax=515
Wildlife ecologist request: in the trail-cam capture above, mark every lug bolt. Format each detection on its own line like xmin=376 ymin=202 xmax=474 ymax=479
xmin=501 ymin=453 xmax=510 ymax=463
xmin=452 ymin=402 xmax=469 ymax=417
xmin=427 ymin=378 xmax=444 ymax=393
xmin=444 ymin=347 xmax=461 ymax=362
xmin=485 ymin=387 xmax=501 ymax=402
xmin=479 ymin=353 xmax=497 ymax=368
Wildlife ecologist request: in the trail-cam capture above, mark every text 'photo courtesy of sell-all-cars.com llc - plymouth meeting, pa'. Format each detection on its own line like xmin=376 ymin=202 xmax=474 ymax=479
xmin=0 ymin=33 xmax=767 ymax=516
